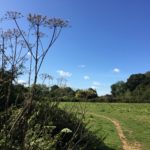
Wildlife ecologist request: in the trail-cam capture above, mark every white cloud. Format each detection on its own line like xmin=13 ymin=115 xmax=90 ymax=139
xmin=93 ymin=81 xmax=100 ymax=86
xmin=91 ymin=85 xmax=99 ymax=89
xmin=84 ymin=75 xmax=90 ymax=80
xmin=27 ymin=52 xmax=31 ymax=57
xmin=78 ymin=64 xmax=86 ymax=68
xmin=91 ymin=81 xmax=101 ymax=90
xmin=17 ymin=79 xmax=26 ymax=84
xmin=113 ymin=68 xmax=120 ymax=73
xmin=57 ymin=70 xmax=72 ymax=78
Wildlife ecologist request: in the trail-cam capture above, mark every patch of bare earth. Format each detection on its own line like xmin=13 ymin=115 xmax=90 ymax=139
xmin=89 ymin=113 xmax=142 ymax=150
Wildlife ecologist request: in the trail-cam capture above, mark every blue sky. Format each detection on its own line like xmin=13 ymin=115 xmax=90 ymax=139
xmin=0 ymin=0 xmax=150 ymax=95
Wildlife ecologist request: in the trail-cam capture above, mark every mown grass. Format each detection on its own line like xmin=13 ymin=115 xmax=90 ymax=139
xmin=60 ymin=102 xmax=150 ymax=150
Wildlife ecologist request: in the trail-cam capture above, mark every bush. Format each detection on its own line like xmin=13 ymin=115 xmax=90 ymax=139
xmin=0 ymin=101 xmax=106 ymax=150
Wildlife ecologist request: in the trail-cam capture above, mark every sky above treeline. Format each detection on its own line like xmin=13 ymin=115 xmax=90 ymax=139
xmin=0 ymin=0 xmax=150 ymax=95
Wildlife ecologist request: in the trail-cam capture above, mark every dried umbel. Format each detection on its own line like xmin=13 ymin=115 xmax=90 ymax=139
xmin=27 ymin=13 xmax=68 ymax=28
xmin=3 ymin=11 xmax=69 ymax=29
xmin=47 ymin=18 xmax=69 ymax=28
xmin=1 ymin=29 xmax=25 ymax=41
xmin=1 ymin=11 xmax=69 ymax=86
xmin=27 ymin=14 xmax=47 ymax=26
xmin=0 ymin=29 xmax=13 ymax=39
xmin=32 ymin=31 xmax=45 ymax=38
xmin=11 ymin=28 xmax=21 ymax=38
xmin=4 ymin=11 xmax=23 ymax=20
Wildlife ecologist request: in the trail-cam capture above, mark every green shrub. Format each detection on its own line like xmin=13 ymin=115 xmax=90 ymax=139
xmin=0 ymin=101 xmax=105 ymax=150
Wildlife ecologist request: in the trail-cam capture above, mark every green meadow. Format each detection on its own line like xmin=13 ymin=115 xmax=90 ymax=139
xmin=61 ymin=103 xmax=150 ymax=150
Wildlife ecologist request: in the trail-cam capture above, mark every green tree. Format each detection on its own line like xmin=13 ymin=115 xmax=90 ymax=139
xmin=86 ymin=88 xmax=98 ymax=99
xmin=111 ymin=81 xmax=126 ymax=97
xmin=75 ymin=89 xmax=87 ymax=99
xmin=126 ymin=74 xmax=146 ymax=91
xmin=75 ymin=88 xmax=98 ymax=100
xmin=111 ymin=71 xmax=150 ymax=102
xmin=49 ymin=86 xmax=75 ymax=100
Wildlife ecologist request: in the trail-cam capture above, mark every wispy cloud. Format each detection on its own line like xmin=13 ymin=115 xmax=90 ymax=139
xmin=84 ymin=75 xmax=90 ymax=80
xmin=57 ymin=70 xmax=72 ymax=78
xmin=93 ymin=81 xmax=100 ymax=86
xmin=91 ymin=81 xmax=101 ymax=90
xmin=78 ymin=64 xmax=86 ymax=68
xmin=91 ymin=85 xmax=99 ymax=90
xmin=113 ymin=68 xmax=120 ymax=73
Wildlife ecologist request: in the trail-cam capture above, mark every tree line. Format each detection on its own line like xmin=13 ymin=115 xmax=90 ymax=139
xmin=110 ymin=71 xmax=150 ymax=103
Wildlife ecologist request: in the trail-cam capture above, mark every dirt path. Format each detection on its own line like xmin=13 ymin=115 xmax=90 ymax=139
xmin=89 ymin=112 xmax=141 ymax=150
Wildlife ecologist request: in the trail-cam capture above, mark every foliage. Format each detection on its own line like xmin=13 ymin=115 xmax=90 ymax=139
xmin=32 ymin=84 xmax=50 ymax=100
xmin=0 ymin=102 xmax=106 ymax=150
xmin=126 ymin=74 xmax=146 ymax=91
xmin=111 ymin=71 xmax=150 ymax=102
xmin=48 ymin=85 xmax=99 ymax=102
xmin=75 ymin=88 xmax=98 ymax=99
xmin=111 ymin=81 xmax=126 ymax=97
xmin=49 ymin=85 xmax=75 ymax=99
xmin=0 ymin=70 xmax=27 ymax=110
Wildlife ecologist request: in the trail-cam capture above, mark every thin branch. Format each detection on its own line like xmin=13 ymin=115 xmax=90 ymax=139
xmin=14 ymin=19 xmax=36 ymax=60
xmin=37 ymin=27 xmax=60 ymax=74
xmin=16 ymin=43 xmax=23 ymax=62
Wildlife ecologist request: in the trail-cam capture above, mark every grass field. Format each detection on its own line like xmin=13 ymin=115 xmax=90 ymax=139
xmin=61 ymin=103 xmax=150 ymax=150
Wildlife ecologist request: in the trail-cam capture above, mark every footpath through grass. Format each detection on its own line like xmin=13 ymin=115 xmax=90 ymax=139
xmin=61 ymin=103 xmax=150 ymax=150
